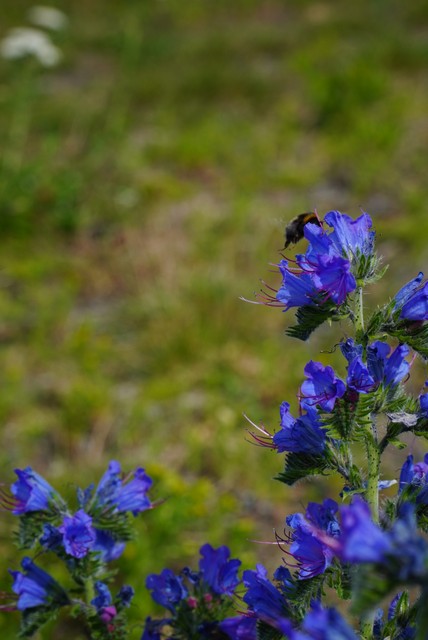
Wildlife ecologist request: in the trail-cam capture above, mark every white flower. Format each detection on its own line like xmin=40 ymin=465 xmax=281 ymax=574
xmin=27 ymin=6 xmax=68 ymax=31
xmin=0 ymin=27 xmax=62 ymax=67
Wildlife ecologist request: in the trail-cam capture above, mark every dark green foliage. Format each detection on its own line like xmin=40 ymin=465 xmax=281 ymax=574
xmin=19 ymin=608 xmax=59 ymax=639
xmin=275 ymin=452 xmax=329 ymax=486
xmin=285 ymin=303 xmax=344 ymax=341
xmin=288 ymin=574 xmax=326 ymax=622
xmin=256 ymin=621 xmax=283 ymax=640
xmin=385 ymin=321 xmax=428 ymax=360
xmin=15 ymin=513 xmax=50 ymax=550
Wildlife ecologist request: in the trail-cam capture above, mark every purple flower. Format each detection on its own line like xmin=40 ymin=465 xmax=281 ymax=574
xmin=59 ymin=509 xmax=96 ymax=558
xmin=219 ymin=615 xmax=257 ymax=640
xmin=301 ymin=361 xmax=346 ymax=411
xmin=242 ymin=565 xmax=294 ymax=635
xmin=301 ymin=601 xmax=359 ymax=640
xmin=286 ymin=500 xmax=339 ymax=579
xmin=9 ymin=557 xmax=68 ymax=610
xmin=94 ymin=460 xmax=122 ymax=505
xmin=115 ymin=467 xmax=152 ymax=515
xmin=340 ymin=338 xmax=363 ymax=363
xmin=420 ymin=386 xmax=428 ymax=418
xmin=93 ymin=529 xmax=126 ymax=562
xmin=310 ymin=254 xmax=356 ymax=305
xmin=117 ymin=585 xmax=134 ymax=608
xmin=323 ymin=210 xmax=374 ymax=260
xmin=387 ymin=503 xmax=428 ymax=581
xmin=346 ymin=356 xmax=375 ymax=393
xmin=273 ymin=403 xmax=325 ymax=455
xmin=276 ymin=260 xmax=318 ymax=309
xmin=336 ymin=497 xmax=392 ymax=564
xmin=146 ymin=568 xmax=188 ymax=613
xmin=399 ymin=279 xmax=428 ymax=321
xmin=367 ymin=341 xmax=410 ymax=387
xmin=141 ymin=617 xmax=168 ymax=640
xmin=94 ymin=461 xmax=152 ymax=516
xmin=394 ymin=272 xmax=424 ymax=310
xmin=40 ymin=523 xmax=62 ymax=551
xmin=398 ymin=454 xmax=428 ymax=493
xmin=91 ymin=581 xmax=112 ymax=611
xmin=198 ymin=544 xmax=241 ymax=596
xmin=8 ymin=467 xmax=61 ymax=515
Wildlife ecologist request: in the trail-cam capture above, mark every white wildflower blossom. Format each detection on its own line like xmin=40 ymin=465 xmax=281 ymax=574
xmin=27 ymin=6 xmax=68 ymax=31
xmin=0 ymin=27 xmax=62 ymax=67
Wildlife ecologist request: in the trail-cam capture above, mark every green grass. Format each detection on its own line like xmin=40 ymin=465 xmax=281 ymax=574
xmin=1 ymin=0 xmax=428 ymax=637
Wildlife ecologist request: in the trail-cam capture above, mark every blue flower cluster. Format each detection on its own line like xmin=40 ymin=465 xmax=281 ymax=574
xmin=1 ymin=461 xmax=153 ymax=636
xmin=5 ymin=210 xmax=428 ymax=639
xmin=142 ymin=544 xmax=241 ymax=639
xmin=275 ymin=211 xmax=374 ymax=310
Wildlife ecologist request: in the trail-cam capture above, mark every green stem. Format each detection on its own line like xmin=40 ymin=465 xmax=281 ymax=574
xmin=84 ymin=576 xmax=95 ymax=605
xmin=365 ymin=426 xmax=380 ymax=523
xmin=354 ymin=286 xmax=364 ymax=334
xmin=354 ymin=285 xmax=380 ymax=638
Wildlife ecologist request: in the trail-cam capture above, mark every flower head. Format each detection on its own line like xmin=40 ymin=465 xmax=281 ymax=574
xmin=59 ymin=509 xmax=96 ymax=558
xmin=301 ymin=601 xmax=359 ymax=640
xmin=7 ymin=467 xmax=61 ymax=515
xmin=301 ymin=361 xmax=346 ymax=411
xmin=367 ymin=341 xmax=410 ymax=388
xmin=9 ymin=557 xmax=68 ymax=611
xmin=397 ymin=276 xmax=428 ymax=321
xmin=286 ymin=500 xmax=339 ymax=579
xmin=273 ymin=403 xmax=325 ymax=455
xmin=242 ymin=565 xmax=294 ymax=635
xmin=93 ymin=461 xmax=152 ymax=516
xmin=146 ymin=568 xmax=188 ymax=613
xmin=198 ymin=544 xmax=241 ymax=596
xmin=219 ymin=615 xmax=258 ymax=640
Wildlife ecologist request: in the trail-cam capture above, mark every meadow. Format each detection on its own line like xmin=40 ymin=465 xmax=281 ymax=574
xmin=1 ymin=1 xmax=428 ymax=637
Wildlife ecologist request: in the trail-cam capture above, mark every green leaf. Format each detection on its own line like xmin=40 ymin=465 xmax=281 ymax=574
xmin=256 ymin=621 xmax=284 ymax=640
xmin=276 ymin=452 xmax=329 ymax=485
xmin=286 ymin=302 xmax=343 ymax=341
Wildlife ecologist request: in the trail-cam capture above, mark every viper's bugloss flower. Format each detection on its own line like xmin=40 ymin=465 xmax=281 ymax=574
xmin=94 ymin=461 xmax=152 ymax=516
xmin=309 ymin=254 xmax=356 ymax=305
xmin=301 ymin=601 xmax=359 ymax=640
xmin=346 ymin=356 xmax=375 ymax=393
xmin=115 ymin=467 xmax=152 ymax=515
xmin=91 ymin=581 xmax=113 ymax=611
xmin=323 ymin=210 xmax=374 ymax=260
xmin=59 ymin=509 xmax=96 ymax=558
xmin=198 ymin=544 xmax=241 ymax=596
xmin=273 ymin=402 xmax=325 ymax=455
xmin=340 ymin=338 xmax=363 ymax=363
xmin=419 ymin=384 xmax=428 ymax=418
xmin=398 ymin=277 xmax=428 ymax=321
xmin=336 ymin=497 xmax=392 ymax=564
xmin=394 ymin=272 xmax=424 ymax=310
xmin=276 ymin=259 xmax=318 ymax=309
xmin=387 ymin=503 xmax=428 ymax=582
xmin=219 ymin=615 xmax=258 ymax=640
xmin=399 ymin=454 xmax=428 ymax=494
xmin=9 ymin=557 xmax=69 ymax=610
xmin=242 ymin=565 xmax=294 ymax=635
xmin=141 ymin=616 xmax=167 ymax=640
xmin=286 ymin=500 xmax=339 ymax=579
xmin=40 ymin=523 xmax=62 ymax=551
xmin=146 ymin=568 xmax=188 ymax=612
xmin=6 ymin=467 xmax=61 ymax=515
xmin=117 ymin=585 xmax=134 ymax=608
xmin=93 ymin=529 xmax=126 ymax=562
xmin=367 ymin=341 xmax=410 ymax=387
xmin=301 ymin=360 xmax=346 ymax=411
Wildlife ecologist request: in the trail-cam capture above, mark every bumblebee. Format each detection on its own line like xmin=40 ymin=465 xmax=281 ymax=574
xmin=283 ymin=212 xmax=321 ymax=249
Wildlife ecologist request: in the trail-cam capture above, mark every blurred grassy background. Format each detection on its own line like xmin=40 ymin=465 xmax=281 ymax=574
xmin=1 ymin=0 xmax=428 ymax=637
